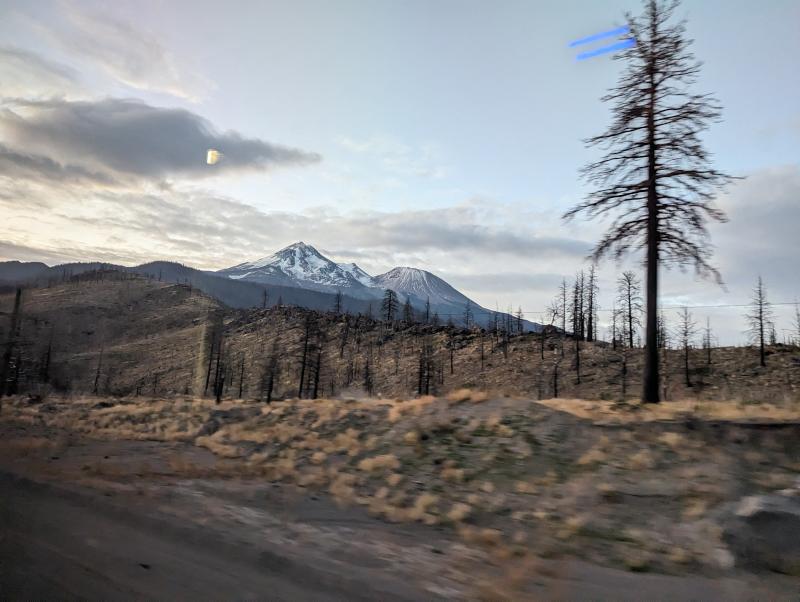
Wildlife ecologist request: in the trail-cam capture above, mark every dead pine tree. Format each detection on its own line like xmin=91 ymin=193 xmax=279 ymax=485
xmin=610 ymin=302 xmax=619 ymax=350
xmin=333 ymin=290 xmax=343 ymax=314
xmin=203 ymin=316 xmax=223 ymax=397
xmin=617 ymin=272 xmax=643 ymax=349
xmin=563 ymin=0 xmax=734 ymax=402
xmin=793 ymin=302 xmax=800 ymax=348
xmin=0 ymin=288 xmax=23 ymax=408
xmin=403 ymin=298 xmax=414 ymax=325
xmin=569 ymin=280 xmax=582 ymax=384
xmin=702 ymin=317 xmax=713 ymax=369
xmin=363 ymin=359 xmax=374 ymax=396
xmin=586 ymin=265 xmax=598 ymax=342
xmin=675 ymin=307 xmax=696 ymax=388
xmin=92 ymin=346 xmax=104 ymax=394
xmin=238 ymin=353 xmax=246 ymax=399
xmin=382 ymin=289 xmax=399 ymax=326
xmin=261 ymin=340 xmax=280 ymax=403
xmin=339 ymin=315 xmax=350 ymax=358
xmin=298 ymin=315 xmax=313 ymax=398
xmin=745 ymin=276 xmax=773 ymax=367
xmin=417 ymin=338 xmax=435 ymax=396
xmin=542 ymin=301 xmax=559 ymax=360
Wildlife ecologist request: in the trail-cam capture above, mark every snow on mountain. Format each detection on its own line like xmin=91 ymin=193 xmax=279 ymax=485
xmin=218 ymin=242 xmax=540 ymax=330
xmin=338 ymin=262 xmax=376 ymax=288
xmin=217 ymin=242 xmax=380 ymax=299
xmin=373 ymin=267 xmax=468 ymax=307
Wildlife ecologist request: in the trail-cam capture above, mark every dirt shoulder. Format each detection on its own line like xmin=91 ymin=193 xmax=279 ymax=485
xmin=2 ymin=394 xmax=799 ymax=600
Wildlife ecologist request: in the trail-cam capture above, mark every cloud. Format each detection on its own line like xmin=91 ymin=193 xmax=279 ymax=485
xmin=0 ymin=45 xmax=80 ymax=98
xmin=0 ymin=179 xmax=588 ymax=274
xmin=708 ymin=164 xmax=800 ymax=301
xmin=0 ymin=98 xmax=321 ymax=180
xmin=0 ymin=143 xmax=116 ymax=186
xmin=2 ymin=155 xmax=796 ymax=345
xmin=43 ymin=6 xmax=211 ymax=100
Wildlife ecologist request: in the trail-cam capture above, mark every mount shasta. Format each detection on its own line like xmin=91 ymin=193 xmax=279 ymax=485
xmin=0 ymin=242 xmax=539 ymax=331
xmin=218 ymin=242 xmax=539 ymax=330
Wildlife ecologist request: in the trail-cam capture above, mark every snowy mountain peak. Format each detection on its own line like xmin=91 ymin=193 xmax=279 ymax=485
xmin=218 ymin=242 xmax=380 ymax=299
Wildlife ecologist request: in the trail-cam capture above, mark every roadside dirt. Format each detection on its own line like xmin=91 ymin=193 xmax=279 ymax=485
xmin=2 ymin=414 xmax=799 ymax=600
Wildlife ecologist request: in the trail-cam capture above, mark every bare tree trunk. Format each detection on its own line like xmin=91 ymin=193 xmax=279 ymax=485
xmin=0 ymin=288 xmax=22 ymax=408
xmin=93 ymin=347 xmax=104 ymax=394
xmin=238 ymin=354 xmax=245 ymax=398
xmin=642 ymin=38 xmax=660 ymax=404
xmin=298 ymin=317 xmax=311 ymax=398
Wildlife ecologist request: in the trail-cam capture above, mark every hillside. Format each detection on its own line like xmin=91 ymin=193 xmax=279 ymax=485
xmin=2 ymin=277 xmax=798 ymax=403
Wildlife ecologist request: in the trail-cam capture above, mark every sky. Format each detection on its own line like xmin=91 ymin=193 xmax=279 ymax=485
xmin=0 ymin=0 xmax=798 ymax=344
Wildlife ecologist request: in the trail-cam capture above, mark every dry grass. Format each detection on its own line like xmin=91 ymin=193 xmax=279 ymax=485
xmin=537 ymin=397 xmax=800 ymax=423
xmin=5 ymin=390 xmax=799 ymax=578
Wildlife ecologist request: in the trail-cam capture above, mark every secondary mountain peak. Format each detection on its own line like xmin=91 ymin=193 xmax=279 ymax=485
xmin=374 ymin=266 xmax=467 ymax=307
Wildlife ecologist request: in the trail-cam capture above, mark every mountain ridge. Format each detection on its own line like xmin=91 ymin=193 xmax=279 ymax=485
xmin=0 ymin=243 xmax=541 ymax=330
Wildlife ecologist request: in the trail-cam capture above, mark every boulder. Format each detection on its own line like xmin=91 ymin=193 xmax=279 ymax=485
xmin=723 ymin=491 xmax=800 ymax=575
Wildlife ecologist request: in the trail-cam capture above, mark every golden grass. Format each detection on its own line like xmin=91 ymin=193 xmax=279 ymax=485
xmin=446 ymin=388 xmax=490 ymax=405
xmin=357 ymin=453 xmax=400 ymax=472
xmin=537 ymin=397 xmax=800 ymax=423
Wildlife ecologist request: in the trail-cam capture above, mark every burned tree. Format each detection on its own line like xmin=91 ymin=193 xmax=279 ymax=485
xmin=298 ymin=315 xmax=314 ymax=398
xmin=260 ymin=339 xmax=280 ymax=403
xmin=333 ymin=290 xmax=343 ymax=314
xmin=403 ymin=298 xmax=414 ymax=325
xmin=563 ymin=0 xmax=734 ymax=402
xmin=417 ymin=338 xmax=435 ymax=396
xmin=702 ymin=317 xmax=713 ymax=367
xmin=586 ymin=265 xmax=599 ymax=342
xmin=203 ymin=315 xmax=224 ymax=397
xmin=382 ymin=289 xmax=399 ymax=324
xmin=617 ymin=271 xmax=643 ymax=348
xmin=363 ymin=359 xmax=374 ymax=396
xmin=0 ymin=288 xmax=22 ymax=406
xmin=745 ymin=276 xmax=773 ymax=367
xmin=542 ymin=301 xmax=559 ymax=360
xmin=675 ymin=307 xmax=695 ymax=387
xmin=793 ymin=302 xmax=800 ymax=348
xmin=610 ymin=302 xmax=619 ymax=350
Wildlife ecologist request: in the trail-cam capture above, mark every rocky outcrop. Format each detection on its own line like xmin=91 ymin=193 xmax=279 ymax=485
xmin=723 ymin=485 xmax=800 ymax=575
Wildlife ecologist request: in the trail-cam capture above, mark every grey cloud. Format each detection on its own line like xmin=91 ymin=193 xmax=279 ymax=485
xmin=0 ymin=45 xmax=80 ymax=98
xmin=0 ymin=143 xmax=117 ymax=185
xmin=709 ymin=165 xmax=800 ymax=302
xmin=0 ymin=238 xmax=152 ymax=266
xmin=0 ymin=98 xmax=321 ymax=179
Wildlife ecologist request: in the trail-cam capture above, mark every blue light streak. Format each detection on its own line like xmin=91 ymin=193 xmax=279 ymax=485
xmin=576 ymin=37 xmax=636 ymax=60
xmin=568 ymin=25 xmax=630 ymax=48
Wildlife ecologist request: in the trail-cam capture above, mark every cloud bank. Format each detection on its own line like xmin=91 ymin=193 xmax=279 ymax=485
xmin=0 ymin=98 xmax=321 ymax=181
